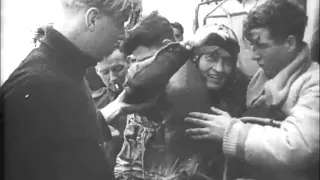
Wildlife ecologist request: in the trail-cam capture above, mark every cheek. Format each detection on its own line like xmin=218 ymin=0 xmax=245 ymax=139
xmin=97 ymin=22 xmax=121 ymax=51
xmin=263 ymin=48 xmax=283 ymax=65
xmin=198 ymin=59 xmax=210 ymax=74
xmin=101 ymin=74 xmax=110 ymax=81
xmin=224 ymin=65 xmax=233 ymax=77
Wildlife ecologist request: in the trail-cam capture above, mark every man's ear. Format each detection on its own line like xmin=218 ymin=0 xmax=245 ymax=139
xmin=162 ymin=39 xmax=172 ymax=46
xmin=285 ymin=35 xmax=297 ymax=52
xmin=85 ymin=7 xmax=100 ymax=32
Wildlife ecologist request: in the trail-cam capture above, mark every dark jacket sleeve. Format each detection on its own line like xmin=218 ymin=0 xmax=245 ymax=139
xmin=3 ymin=78 xmax=114 ymax=180
xmin=97 ymin=110 xmax=113 ymax=141
xmin=123 ymin=43 xmax=192 ymax=104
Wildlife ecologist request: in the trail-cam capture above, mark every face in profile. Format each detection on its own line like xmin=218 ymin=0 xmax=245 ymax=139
xmin=197 ymin=46 xmax=233 ymax=91
xmin=85 ymin=8 xmax=129 ymax=61
xmin=172 ymin=27 xmax=183 ymax=42
xmin=248 ymin=28 xmax=292 ymax=78
xmin=96 ymin=49 xmax=129 ymax=92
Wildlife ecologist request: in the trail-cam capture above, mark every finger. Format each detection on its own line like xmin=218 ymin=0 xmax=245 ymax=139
xmin=188 ymin=112 xmax=217 ymax=121
xmin=184 ymin=117 xmax=208 ymax=127
xmin=189 ymin=134 xmax=212 ymax=140
xmin=185 ymin=128 xmax=209 ymax=135
xmin=210 ymin=107 xmax=225 ymax=115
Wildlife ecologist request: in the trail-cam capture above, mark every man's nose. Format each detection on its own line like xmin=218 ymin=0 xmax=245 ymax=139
xmin=251 ymin=46 xmax=261 ymax=62
xmin=109 ymin=72 xmax=117 ymax=82
xmin=252 ymin=52 xmax=261 ymax=62
xmin=213 ymin=60 xmax=223 ymax=72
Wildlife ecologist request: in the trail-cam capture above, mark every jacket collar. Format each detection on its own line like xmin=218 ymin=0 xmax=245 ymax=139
xmin=40 ymin=26 xmax=97 ymax=78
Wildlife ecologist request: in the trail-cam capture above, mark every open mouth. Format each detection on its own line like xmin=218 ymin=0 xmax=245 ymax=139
xmin=207 ymin=74 xmax=223 ymax=81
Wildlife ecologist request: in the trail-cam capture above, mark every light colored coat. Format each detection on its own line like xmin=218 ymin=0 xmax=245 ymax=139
xmin=223 ymin=45 xmax=319 ymax=180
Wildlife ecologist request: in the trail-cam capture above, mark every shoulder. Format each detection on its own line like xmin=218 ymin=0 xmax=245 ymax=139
xmin=1 ymin=60 xmax=67 ymax=102
xmin=1 ymin=45 xmax=68 ymax=94
xmin=296 ymin=62 xmax=319 ymax=92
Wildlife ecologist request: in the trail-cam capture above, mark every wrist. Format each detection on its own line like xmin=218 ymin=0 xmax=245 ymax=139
xmin=222 ymin=119 xmax=240 ymax=157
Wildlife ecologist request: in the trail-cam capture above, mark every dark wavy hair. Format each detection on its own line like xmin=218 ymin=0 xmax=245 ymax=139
xmin=121 ymin=11 xmax=175 ymax=55
xmin=171 ymin=22 xmax=184 ymax=35
xmin=243 ymin=0 xmax=308 ymax=44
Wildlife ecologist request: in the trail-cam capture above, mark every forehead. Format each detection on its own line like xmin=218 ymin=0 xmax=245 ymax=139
xmin=97 ymin=50 xmax=126 ymax=68
xmin=202 ymin=46 xmax=232 ymax=57
xmin=248 ymin=28 xmax=273 ymax=44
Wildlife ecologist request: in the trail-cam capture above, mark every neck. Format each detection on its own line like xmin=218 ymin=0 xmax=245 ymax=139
xmin=54 ymin=16 xmax=85 ymax=54
xmin=292 ymin=43 xmax=305 ymax=59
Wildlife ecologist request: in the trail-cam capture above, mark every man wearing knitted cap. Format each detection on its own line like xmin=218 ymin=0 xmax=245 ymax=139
xmin=191 ymin=24 xmax=249 ymax=118
xmin=0 ymin=1 xmax=146 ymax=180
xmin=184 ymin=1 xmax=319 ymax=180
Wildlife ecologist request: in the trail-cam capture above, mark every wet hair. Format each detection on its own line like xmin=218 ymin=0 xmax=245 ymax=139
xmin=121 ymin=11 xmax=175 ymax=55
xmin=171 ymin=22 xmax=184 ymax=35
xmin=32 ymin=27 xmax=45 ymax=45
xmin=32 ymin=24 xmax=54 ymax=46
xmin=243 ymin=0 xmax=308 ymax=44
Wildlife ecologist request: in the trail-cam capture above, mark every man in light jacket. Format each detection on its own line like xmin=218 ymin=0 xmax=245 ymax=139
xmin=184 ymin=1 xmax=319 ymax=180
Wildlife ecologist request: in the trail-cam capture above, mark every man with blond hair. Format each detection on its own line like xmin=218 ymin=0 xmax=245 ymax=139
xmin=0 ymin=1 xmax=147 ymax=180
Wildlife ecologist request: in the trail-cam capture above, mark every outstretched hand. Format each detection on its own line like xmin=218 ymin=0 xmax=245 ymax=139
xmin=100 ymin=90 xmax=158 ymax=123
xmin=184 ymin=107 xmax=233 ymax=142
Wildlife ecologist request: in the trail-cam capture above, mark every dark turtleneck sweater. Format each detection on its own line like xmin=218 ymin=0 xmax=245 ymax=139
xmin=0 ymin=27 xmax=114 ymax=180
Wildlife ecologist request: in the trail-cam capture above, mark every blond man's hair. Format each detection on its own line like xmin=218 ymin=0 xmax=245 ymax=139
xmin=61 ymin=0 xmax=141 ymax=14
xmin=61 ymin=0 xmax=142 ymax=29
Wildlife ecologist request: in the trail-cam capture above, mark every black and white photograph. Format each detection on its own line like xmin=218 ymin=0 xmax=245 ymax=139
xmin=0 ymin=0 xmax=319 ymax=179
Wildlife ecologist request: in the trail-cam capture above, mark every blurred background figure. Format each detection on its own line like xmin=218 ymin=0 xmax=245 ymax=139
xmin=93 ymin=48 xmax=132 ymax=168
xmin=95 ymin=49 xmax=129 ymax=99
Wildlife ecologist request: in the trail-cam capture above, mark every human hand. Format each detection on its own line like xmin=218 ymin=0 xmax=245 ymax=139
xmin=100 ymin=90 xmax=158 ymax=123
xmin=184 ymin=107 xmax=233 ymax=141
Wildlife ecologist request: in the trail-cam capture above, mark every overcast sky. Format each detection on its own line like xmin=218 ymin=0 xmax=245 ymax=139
xmin=0 ymin=0 xmax=199 ymax=84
